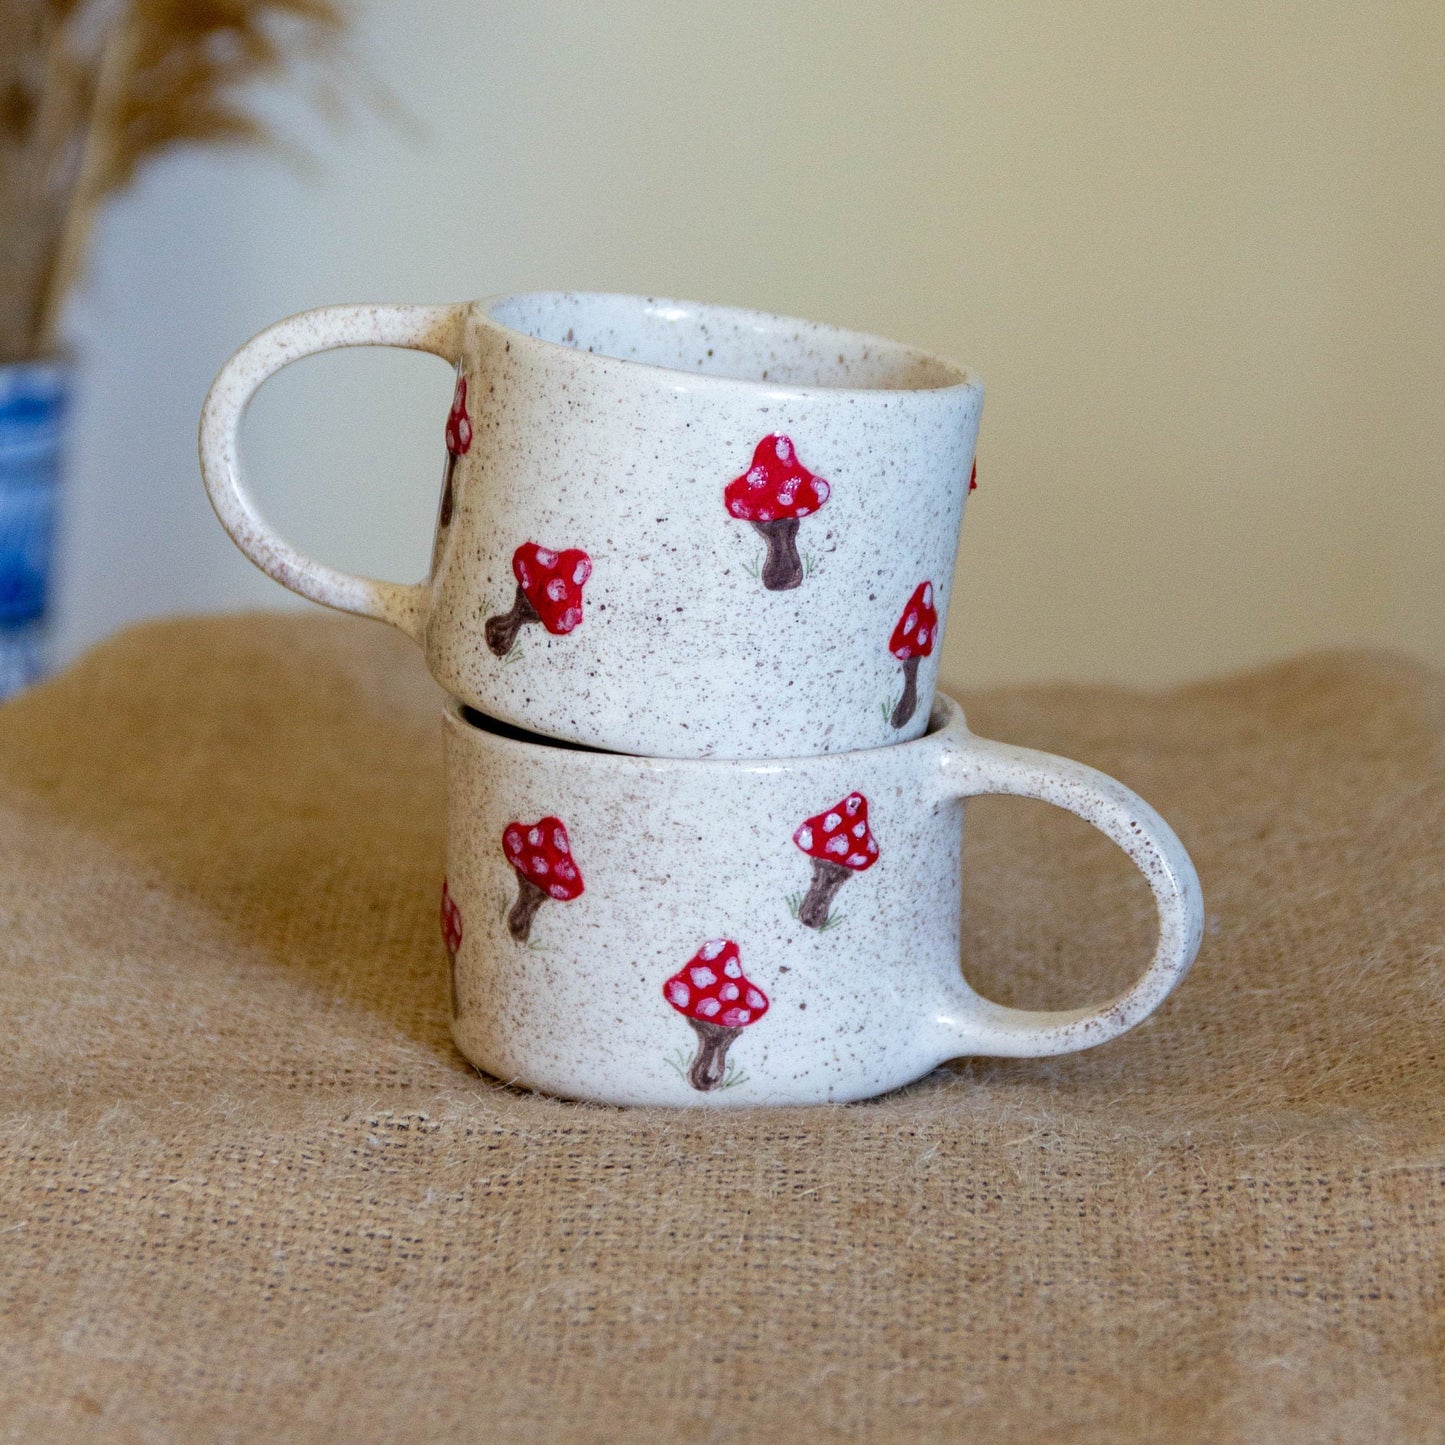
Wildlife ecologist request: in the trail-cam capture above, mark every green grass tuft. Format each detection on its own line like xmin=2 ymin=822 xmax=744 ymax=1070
xmin=664 ymin=1047 xmax=751 ymax=1091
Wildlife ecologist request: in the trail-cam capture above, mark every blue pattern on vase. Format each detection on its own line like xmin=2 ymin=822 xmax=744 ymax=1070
xmin=0 ymin=362 xmax=68 ymax=697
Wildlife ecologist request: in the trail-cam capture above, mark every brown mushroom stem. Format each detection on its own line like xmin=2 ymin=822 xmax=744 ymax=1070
xmin=688 ymin=1018 xmax=743 ymax=1091
xmin=800 ymin=857 xmax=851 ymax=929
xmin=439 ymin=453 xmax=458 ymax=528
xmin=751 ymin=517 xmax=804 ymax=590
xmin=507 ymin=874 xmax=548 ymax=941
xmin=891 ymin=655 xmax=922 ymax=729
xmin=485 ymin=584 xmax=540 ymax=656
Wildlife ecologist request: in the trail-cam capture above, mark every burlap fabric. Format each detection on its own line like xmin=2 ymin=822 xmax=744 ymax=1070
xmin=1 ymin=615 xmax=1441 ymax=1443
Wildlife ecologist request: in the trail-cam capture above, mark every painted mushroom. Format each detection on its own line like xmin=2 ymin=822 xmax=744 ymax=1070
xmin=485 ymin=543 xmax=593 ymax=656
xmin=439 ymin=375 xmax=471 ymax=528
xmin=440 ymin=877 xmax=464 ymax=1017
xmin=888 ymin=581 xmax=938 ymax=729
xmin=501 ymin=817 xmax=584 ymax=942
xmin=662 ymin=939 xmax=769 ymax=1091
xmin=793 ymin=792 xmax=879 ymax=929
xmin=724 ymin=433 xmax=830 ymax=590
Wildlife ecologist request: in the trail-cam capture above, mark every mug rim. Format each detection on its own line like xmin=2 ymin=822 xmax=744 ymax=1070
xmin=472 ymin=291 xmax=982 ymax=400
xmin=445 ymin=691 xmax=967 ymax=771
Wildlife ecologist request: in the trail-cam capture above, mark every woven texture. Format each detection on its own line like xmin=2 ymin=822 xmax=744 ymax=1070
xmin=1 ymin=614 xmax=1442 ymax=1443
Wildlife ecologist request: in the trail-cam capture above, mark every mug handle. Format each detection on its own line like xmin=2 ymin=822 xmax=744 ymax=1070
xmin=198 ymin=303 xmax=466 ymax=644
xmin=938 ymin=732 xmax=1204 ymax=1057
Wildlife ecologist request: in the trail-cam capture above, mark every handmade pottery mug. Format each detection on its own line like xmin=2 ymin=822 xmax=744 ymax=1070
xmin=440 ymin=693 xmax=1203 ymax=1107
xmin=200 ymin=293 xmax=982 ymax=758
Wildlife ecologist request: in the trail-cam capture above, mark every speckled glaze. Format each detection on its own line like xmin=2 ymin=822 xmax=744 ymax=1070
xmin=200 ymin=293 xmax=982 ymax=758
xmin=442 ymin=693 xmax=1203 ymax=1107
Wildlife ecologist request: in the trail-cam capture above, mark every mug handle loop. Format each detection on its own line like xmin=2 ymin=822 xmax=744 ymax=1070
xmin=939 ymin=733 xmax=1204 ymax=1057
xmin=198 ymin=303 xmax=466 ymax=644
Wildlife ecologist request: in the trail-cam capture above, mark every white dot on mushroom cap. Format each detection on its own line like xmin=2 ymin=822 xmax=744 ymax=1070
xmin=690 ymin=966 xmax=717 ymax=988
xmin=795 ymin=825 xmax=813 ymax=851
xmin=904 ymin=611 xmax=917 ymax=634
xmin=667 ymin=981 xmax=690 ymax=1007
xmin=824 ymin=812 xmax=841 ymax=832
xmin=774 ymin=437 xmax=792 ymax=462
xmin=826 ymin=835 xmax=848 ymax=856
xmin=573 ymin=559 xmax=590 ymax=584
xmin=528 ymin=827 xmax=542 ymax=845
xmin=746 ymin=989 xmax=765 ymax=1009
xmin=757 ymin=508 xmax=774 ymax=522
xmin=554 ymin=859 xmax=575 ymax=881
xmin=721 ymin=1007 xmax=750 ymax=1027
xmin=723 ymin=958 xmax=742 ymax=978
xmin=696 ymin=997 xmax=721 ymax=1017
xmin=923 ymin=583 xmax=933 ymax=607
xmin=794 ymin=504 xmax=811 ymax=517
xmin=720 ymin=982 xmax=740 ymax=1001
xmin=866 ymin=838 xmax=878 ymax=854
xmin=852 ymin=822 xmax=866 ymax=838
xmin=917 ymin=627 xmax=929 ymax=646
xmin=847 ymin=853 xmax=869 ymax=867
xmin=553 ymin=828 xmax=568 ymax=853
xmin=535 ymin=548 xmax=557 ymax=568
xmin=530 ymin=856 xmax=548 ymax=874
xmin=729 ymin=501 xmax=751 ymax=519
xmin=699 ymin=940 xmax=725 ymax=960
xmin=504 ymin=829 xmax=522 ymax=852
xmin=517 ymin=563 xmax=531 ymax=588
xmin=812 ymin=480 xmax=829 ymax=501
xmin=548 ymin=884 xmax=570 ymax=899
xmin=546 ymin=578 xmax=567 ymax=602
xmin=559 ymin=607 xmax=582 ymax=631
xmin=893 ymin=646 xmax=909 ymax=660
xmin=845 ymin=795 xmax=862 ymax=813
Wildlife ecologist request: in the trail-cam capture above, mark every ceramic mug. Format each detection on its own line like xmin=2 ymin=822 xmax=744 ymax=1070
xmin=200 ymin=293 xmax=982 ymax=758
xmin=440 ymin=693 xmax=1203 ymax=1107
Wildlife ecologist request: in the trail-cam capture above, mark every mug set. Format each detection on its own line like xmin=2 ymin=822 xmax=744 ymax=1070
xmin=201 ymin=292 xmax=1203 ymax=1107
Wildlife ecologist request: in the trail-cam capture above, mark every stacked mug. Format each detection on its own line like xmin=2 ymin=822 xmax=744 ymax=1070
xmin=201 ymin=293 xmax=1202 ymax=1107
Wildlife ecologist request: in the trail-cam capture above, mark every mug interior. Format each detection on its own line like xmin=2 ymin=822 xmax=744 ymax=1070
xmin=454 ymin=695 xmax=958 ymax=761
xmin=458 ymin=704 xmax=617 ymax=754
xmin=483 ymin=292 xmax=971 ymax=393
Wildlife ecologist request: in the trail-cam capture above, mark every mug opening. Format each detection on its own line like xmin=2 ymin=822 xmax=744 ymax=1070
xmin=452 ymin=696 xmax=958 ymax=762
xmin=482 ymin=292 xmax=972 ymax=394
xmin=458 ymin=704 xmax=625 ymax=754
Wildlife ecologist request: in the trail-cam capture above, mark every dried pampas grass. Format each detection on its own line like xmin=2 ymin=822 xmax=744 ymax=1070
xmin=0 ymin=0 xmax=365 ymax=362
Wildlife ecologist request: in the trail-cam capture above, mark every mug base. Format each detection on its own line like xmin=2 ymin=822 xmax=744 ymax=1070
xmin=448 ymin=1019 xmax=948 ymax=1109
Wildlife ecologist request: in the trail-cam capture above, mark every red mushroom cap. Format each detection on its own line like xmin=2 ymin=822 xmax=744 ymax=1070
xmin=445 ymin=375 xmax=472 ymax=456
xmin=502 ymin=817 xmax=584 ymax=900
xmin=969 ymin=458 xmax=977 ymax=492
xmin=440 ymin=877 xmax=463 ymax=956
xmin=793 ymin=792 xmax=879 ymax=871
xmin=889 ymin=582 xmax=938 ymax=661
xmin=512 ymin=544 xmax=593 ymax=635
xmin=724 ymin=434 xmax=831 ymax=523
xmin=662 ymin=940 xmax=769 ymax=1029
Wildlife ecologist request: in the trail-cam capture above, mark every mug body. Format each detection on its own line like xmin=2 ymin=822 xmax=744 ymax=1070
xmin=428 ymin=293 xmax=982 ymax=758
xmin=443 ymin=695 xmax=975 ymax=1107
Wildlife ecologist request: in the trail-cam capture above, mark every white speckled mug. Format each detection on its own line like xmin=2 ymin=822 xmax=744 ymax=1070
xmin=440 ymin=693 xmax=1203 ymax=1107
xmin=200 ymin=293 xmax=982 ymax=758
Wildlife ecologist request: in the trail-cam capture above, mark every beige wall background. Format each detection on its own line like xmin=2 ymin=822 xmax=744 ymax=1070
xmin=54 ymin=0 xmax=1442 ymax=685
